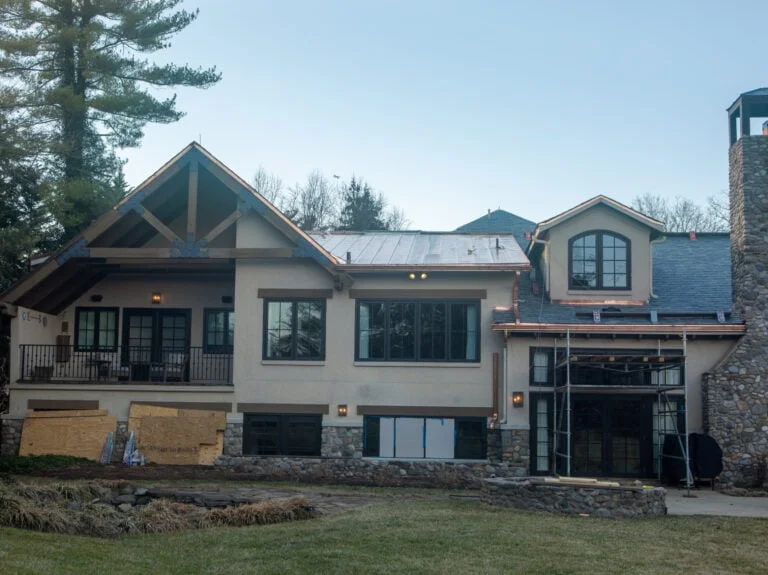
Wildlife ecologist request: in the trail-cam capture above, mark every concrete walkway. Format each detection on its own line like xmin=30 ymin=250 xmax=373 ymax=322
xmin=666 ymin=489 xmax=768 ymax=518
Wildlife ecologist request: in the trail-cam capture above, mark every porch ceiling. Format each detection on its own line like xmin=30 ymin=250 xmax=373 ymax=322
xmin=16 ymin=260 xmax=234 ymax=315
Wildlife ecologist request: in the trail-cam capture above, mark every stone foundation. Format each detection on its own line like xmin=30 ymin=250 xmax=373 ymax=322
xmin=216 ymin=455 xmax=526 ymax=488
xmin=488 ymin=429 xmax=530 ymax=466
xmin=0 ymin=417 xmax=22 ymax=457
xmin=223 ymin=422 xmax=243 ymax=456
xmin=481 ymin=478 xmax=667 ymax=517
xmin=321 ymin=426 xmax=363 ymax=458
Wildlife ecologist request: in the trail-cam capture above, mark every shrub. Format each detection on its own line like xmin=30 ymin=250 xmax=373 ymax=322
xmin=204 ymin=497 xmax=317 ymax=528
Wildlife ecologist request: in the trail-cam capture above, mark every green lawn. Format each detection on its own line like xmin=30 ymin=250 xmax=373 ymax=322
xmin=0 ymin=499 xmax=766 ymax=575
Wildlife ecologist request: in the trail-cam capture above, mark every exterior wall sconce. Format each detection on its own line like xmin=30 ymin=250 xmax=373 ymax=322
xmin=151 ymin=293 xmax=162 ymax=304
xmin=408 ymin=272 xmax=416 ymax=280
xmin=512 ymin=392 xmax=525 ymax=408
xmin=420 ymin=272 xmax=428 ymax=280
xmin=337 ymin=404 xmax=348 ymax=417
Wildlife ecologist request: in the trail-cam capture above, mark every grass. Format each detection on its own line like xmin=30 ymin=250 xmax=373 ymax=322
xmin=0 ymin=499 xmax=766 ymax=574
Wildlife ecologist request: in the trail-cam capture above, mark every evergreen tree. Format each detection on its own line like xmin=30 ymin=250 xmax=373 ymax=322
xmin=338 ymin=177 xmax=389 ymax=231
xmin=0 ymin=0 xmax=221 ymax=240
xmin=0 ymin=114 xmax=54 ymax=292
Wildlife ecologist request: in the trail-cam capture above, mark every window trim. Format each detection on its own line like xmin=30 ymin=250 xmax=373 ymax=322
xmin=568 ymin=230 xmax=632 ymax=291
xmin=529 ymin=347 xmax=555 ymax=387
xmin=203 ymin=308 xmax=235 ymax=354
xmin=262 ymin=298 xmax=326 ymax=361
xmin=74 ymin=307 xmax=119 ymax=352
xmin=354 ymin=299 xmax=481 ymax=363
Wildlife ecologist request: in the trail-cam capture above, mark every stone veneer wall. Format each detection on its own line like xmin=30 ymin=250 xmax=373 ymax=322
xmin=481 ymin=478 xmax=667 ymax=517
xmin=0 ymin=417 xmax=22 ymax=457
xmin=704 ymin=136 xmax=768 ymax=487
xmin=217 ymin=423 xmax=528 ymax=487
xmin=216 ymin=455 xmax=525 ymax=488
xmin=488 ymin=429 xmax=530 ymax=467
xmin=320 ymin=426 xmax=363 ymax=458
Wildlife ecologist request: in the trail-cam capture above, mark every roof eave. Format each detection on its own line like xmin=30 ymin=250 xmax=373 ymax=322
xmin=340 ymin=263 xmax=530 ymax=273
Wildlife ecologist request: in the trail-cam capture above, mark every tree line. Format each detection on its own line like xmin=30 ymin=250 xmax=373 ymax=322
xmin=252 ymin=166 xmax=408 ymax=232
xmin=0 ymin=0 xmax=221 ymax=293
xmin=631 ymin=192 xmax=729 ymax=233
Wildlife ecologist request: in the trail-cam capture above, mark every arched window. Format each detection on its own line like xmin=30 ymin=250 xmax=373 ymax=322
xmin=568 ymin=231 xmax=630 ymax=290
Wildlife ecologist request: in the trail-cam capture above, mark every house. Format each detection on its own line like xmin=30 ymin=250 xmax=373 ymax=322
xmin=2 ymin=90 xmax=767 ymax=485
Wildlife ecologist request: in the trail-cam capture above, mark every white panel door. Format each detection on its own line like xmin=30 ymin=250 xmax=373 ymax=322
xmin=395 ymin=417 xmax=425 ymax=458
xmin=425 ymin=418 xmax=455 ymax=459
xmin=379 ymin=417 xmax=395 ymax=458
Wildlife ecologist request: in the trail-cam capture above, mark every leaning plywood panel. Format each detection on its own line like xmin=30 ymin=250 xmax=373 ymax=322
xmin=19 ymin=410 xmax=116 ymax=460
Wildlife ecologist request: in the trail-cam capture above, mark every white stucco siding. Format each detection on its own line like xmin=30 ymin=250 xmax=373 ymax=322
xmin=234 ymin=260 xmax=515 ymax=423
xmin=542 ymin=204 xmax=653 ymax=302
xmin=504 ymin=336 xmax=735 ymax=431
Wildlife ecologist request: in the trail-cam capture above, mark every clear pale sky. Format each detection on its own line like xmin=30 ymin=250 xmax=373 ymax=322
xmin=121 ymin=0 xmax=768 ymax=230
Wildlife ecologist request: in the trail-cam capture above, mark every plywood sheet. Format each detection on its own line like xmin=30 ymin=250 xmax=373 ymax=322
xmin=128 ymin=403 xmax=226 ymax=465
xmin=19 ymin=411 xmax=116 ymax=461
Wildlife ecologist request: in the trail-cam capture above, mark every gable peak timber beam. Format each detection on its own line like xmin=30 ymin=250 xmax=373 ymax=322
xmin=186 ymin=160 xmax=198 ymax=241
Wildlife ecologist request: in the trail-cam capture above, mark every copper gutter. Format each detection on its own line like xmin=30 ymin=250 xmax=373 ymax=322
xmin=492 ymin=322 xmax=746 ymax=335
xmin=338 ymin=263 xmax=530 ymax=273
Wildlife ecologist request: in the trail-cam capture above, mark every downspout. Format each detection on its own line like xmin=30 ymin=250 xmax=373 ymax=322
xmin=528 ymin=238 xmax=550 ymax=294
xmin=500 ymin=342 xmax=508 ymax=424
xmin=650 ymin=235 xmax=666 ymax=299
xmin=512 ymin=271 xmax=521 ymax=324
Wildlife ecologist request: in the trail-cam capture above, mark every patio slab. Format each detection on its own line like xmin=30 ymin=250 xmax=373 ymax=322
xmin=666 ymin=488 xmax=768 ymax=518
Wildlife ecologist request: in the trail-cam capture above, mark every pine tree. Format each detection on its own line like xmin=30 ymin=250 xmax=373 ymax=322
xmin=0 ymin=0 xmax=221 ymax=239
xmin=338 ymin=177 xmax=389 ymax=231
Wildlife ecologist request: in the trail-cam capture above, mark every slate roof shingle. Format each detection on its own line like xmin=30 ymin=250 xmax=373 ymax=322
xmin=455 ymin=209 xmax=535 ymax=250
xmin=493 ymin=233 xmax=740 ymax=326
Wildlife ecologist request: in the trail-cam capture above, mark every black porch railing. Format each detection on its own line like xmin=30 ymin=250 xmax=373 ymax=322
xmin=19 ymin=345 xmax=233 ymax=385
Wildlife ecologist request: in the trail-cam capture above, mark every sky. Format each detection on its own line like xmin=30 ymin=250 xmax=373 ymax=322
xmin=121 ymin=0 xmax=768 ymax=231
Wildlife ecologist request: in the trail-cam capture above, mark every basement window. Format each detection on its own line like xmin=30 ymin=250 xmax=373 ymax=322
xmin=242 ymin=414 xmax=322 ymax=456
xmin=363 ymin=416 xmax=486 ymax=459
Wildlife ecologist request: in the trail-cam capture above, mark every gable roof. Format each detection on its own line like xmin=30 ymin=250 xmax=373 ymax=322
xmin=493 ymin=233 xmax=741 ymax=331
xmin=456 ymin=209 xmax=535 ymax=249
xmin=310 ymin=231 xmax=528 ymax=269
xmin=0 ymin=142 xmax=342 ymax=307
xmin=532 ymin=195 xmax=665 ymax=239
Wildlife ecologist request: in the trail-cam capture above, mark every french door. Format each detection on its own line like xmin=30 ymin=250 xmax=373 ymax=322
xmin=122 ymin=309 xmax=190 ymax=379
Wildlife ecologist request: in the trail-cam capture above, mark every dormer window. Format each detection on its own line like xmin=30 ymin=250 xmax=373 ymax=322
xmin=569 ymin=231 xmax=630 ymax=290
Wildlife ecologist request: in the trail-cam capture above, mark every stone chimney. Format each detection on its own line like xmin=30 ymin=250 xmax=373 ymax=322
xmin=704 ymin=90 xmax=768 ymax=487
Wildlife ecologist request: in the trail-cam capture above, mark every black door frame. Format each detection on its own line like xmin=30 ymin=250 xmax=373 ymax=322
xmin=121 ymin=308 xmax=192 ymax=364
xmin=570 ymin=394 xmax=654 ymax=478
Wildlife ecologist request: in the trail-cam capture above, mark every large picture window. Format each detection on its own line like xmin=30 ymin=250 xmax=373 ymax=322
xmin=263 ymin=299 xmax=325 ymax=361
xmin=75 ymin=307 xmax=118 ymax=351
xmin=203 ymin=309 xmax=234 ymax=353
xmin=569 ymin=231 xmax=630 ymax=290
xmin=356 ymin=300 xmax=479 ymax=362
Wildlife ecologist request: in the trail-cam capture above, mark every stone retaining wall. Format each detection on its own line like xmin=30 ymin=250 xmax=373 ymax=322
xmin=481 ymin=478 xmax=667 ymax=517
xmin=216 ymin=455 xmax=526 ymax=488
xmin=0 ymin=417 xmax=22 ymax=457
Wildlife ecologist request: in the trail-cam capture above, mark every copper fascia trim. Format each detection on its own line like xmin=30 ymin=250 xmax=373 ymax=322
xmin=493 ymin=323 xmax=746 ymax=335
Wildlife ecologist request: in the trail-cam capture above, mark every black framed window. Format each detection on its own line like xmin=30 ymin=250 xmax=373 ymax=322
xmin=529 ymin=393 xmax=553 ymax=475
xmin=263 ymin=299 xmax=325 ymax=361
xmin=454 ymin=417 xmax=487 ymax=459
xmin=529 ymin=348 xmax=555 ymax=386
xmin=75 ymin=307 xmax=118 ymax=351
xmin=569 ymin=231 xmax=630 ymax=290
xmin=203 ymin=309 xmax=234 ymax=353
xmin=356 ymin=300 xmax=480 ymax=362
xmin=242 ymin=414 xmax=322 ymax=456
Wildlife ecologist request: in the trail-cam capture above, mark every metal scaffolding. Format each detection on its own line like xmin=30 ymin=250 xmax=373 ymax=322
xmin=550 ymin=330 xmax=691 ymax=488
